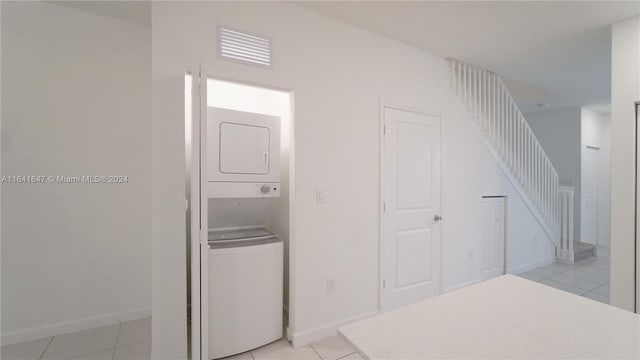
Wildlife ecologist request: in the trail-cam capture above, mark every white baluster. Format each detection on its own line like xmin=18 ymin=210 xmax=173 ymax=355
xmin=563 ymin=190 xmax=568 ymax=251
xmin=472 ymin=66 xmax=476 ymax=117
xmin=479 ymin=70 xmax=483 ymax=125
xmin=484 ymin=71 xmax=489 ymax=132
xmin=463 ymin=63 xmax=468 ymax=107
xmin=492 ymin=74 xmax=496 ymax=142
xmin=482 ymin=71 xmax=486 ymax=131
xmin=484 ymin=71 xmax=488 ymax=131
xmin=499 ymin=76 xmax=502 ymax=148
xmin=568 ymin=188 xmax=574 ymax=257
xmin=506 ymin=94 xmax=510 ymax=166
xmin=453 ymin=61 xmax=458 ymax=96
xmin=450 ymin=60 xmax=567 ymax=255
xmin=518 ymin=114 xmax=523 ymax=182
xmin=458 ymin=61 xmax=463 ymax=99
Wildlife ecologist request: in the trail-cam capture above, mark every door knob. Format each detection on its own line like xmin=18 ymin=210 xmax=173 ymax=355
xmin=434 ymin=214 xmax=442 ymax=221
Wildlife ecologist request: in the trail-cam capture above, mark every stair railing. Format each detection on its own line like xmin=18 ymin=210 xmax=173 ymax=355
xmin=449 ymin=58 xmax=572 ymax=262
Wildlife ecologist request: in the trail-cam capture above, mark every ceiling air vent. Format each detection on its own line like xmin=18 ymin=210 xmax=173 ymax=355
xmin=218 ymin=25 xmax=272 ymax=68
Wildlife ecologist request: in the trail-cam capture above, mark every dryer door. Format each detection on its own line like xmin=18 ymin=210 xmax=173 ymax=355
xmin=219 ymin=122 xmax=270 ymax=175
xmin=208 ymin=107 xmax=281 ymax=184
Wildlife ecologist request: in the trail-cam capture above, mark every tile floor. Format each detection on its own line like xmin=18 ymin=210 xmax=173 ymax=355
xmin=1 ymin=317 xmax=150 ymax=360
xmin=3 ymin=253 xmax=608 ymax=360
xmin=0 ymin=315 xmax=358 ymax=360
xmin=223 ymin=335 xmax=360 ymax=360
xmin=515 ymin=251 xmax=610 ymax=304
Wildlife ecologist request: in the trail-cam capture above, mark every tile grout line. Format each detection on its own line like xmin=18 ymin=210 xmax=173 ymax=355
xmin=309 ymin=343 xmax=324 ymax=360
xmin=38 ymin=336 xmax=55 ymax=360
xmin=114 ymin=338 xmax=151 ymax=350
xmin=336 ymin=350 xmax=357 ymax=360
xmin=545 ymin=274 xmax=606 ymax=289
xmin=112 ymin=322 xmax=123 ymax=360
xmin=539 ymin=275 xmax=602 ymax=294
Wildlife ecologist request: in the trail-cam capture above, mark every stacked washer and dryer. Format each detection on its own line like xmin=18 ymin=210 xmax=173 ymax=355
xmin=207 ymin=107 xmax=284 ymax=359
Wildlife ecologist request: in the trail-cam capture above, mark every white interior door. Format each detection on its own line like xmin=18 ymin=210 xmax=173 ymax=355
xmin=381 ymin=106 xmax=441 ymax=312
xmin=481 ymin=197 xmax=505 ymax=280
xmin=582 ymin=146 xmax=599 ymax=245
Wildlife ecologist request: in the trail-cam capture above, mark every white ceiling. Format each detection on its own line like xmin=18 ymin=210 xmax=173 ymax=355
xmin=48 ymin=1 xmax=639 ymax=115
xmin=296 ymin=1 xmax=640 ymax=115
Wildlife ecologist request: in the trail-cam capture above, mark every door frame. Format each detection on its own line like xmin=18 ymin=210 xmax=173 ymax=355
xmin=189 ymin=73 xmax=297 ymax=357
xmin=635 ymin=101 xmax=640 ymax=314
xmin=378 ymin=102 xmax=443 ymax=312
xmin=187 ymin=65 xmax=209 ymax=360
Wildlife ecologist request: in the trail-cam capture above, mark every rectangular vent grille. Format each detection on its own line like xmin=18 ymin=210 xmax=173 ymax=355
xmin=218 ymin=25 xmax=272 ymax=68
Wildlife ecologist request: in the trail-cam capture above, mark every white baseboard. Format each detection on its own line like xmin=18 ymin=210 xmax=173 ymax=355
xmin=443 ymin=278 xmax=484 ymax=293
xmin=289 ymin=310 xmax=378 ymax=348
xmin=508 ymin=257 xmax=556 ymax=275
xmin=1 ymin=307 xmax=151 ymax=346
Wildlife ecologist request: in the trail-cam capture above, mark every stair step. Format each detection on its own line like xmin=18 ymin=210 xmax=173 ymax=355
xmin=573 ymin=241 xmax=596 ymax=262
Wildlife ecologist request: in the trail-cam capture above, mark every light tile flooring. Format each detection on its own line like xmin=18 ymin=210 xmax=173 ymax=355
xmin=1 ymin=317 xmax=150 ymax=360
xmin=224 ymin=336 xmax=360 ymax=360
xmin=1 ymin=315 xmax=357 ymax=360
xmin=3 ymin=254 xmax=608 ymax=360
xmin=515 ymin=252 xmax=610 ymax=304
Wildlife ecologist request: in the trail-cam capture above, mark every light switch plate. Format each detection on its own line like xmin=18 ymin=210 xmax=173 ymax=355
xmin=316 ymin=189 xmax=325 ymax=203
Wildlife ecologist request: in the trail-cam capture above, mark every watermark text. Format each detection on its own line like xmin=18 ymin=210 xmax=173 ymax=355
xmin=1 ymin=175 xmax=129 ymax=184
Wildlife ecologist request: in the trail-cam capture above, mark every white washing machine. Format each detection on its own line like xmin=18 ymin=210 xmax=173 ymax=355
xmin=208 ymin=227 xmax=283 ymax=359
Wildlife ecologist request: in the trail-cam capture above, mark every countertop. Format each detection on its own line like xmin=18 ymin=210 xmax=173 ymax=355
xmin=339 ymin=275 xmax=640 ymax=359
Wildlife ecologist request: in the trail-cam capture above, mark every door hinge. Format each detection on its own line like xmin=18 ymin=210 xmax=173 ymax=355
xmin=383 ymin=202 xmax=386 ymax=212
xmin=383 ymin=280 xmax=386 ymax=288
xmin=383 ymin=125 xmax=386 ymax=135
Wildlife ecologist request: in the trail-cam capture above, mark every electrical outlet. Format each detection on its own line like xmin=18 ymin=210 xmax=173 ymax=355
xmin=326 ymin=278 xmax=335 ymax=293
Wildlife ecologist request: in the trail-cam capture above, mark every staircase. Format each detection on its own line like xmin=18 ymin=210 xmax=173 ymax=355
xmin=449 ymin=59 xmax=575 ymax=264
xmin=573 ymin=241 xmax=596 ymax=262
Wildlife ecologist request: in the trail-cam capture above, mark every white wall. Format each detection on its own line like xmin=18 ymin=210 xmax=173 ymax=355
xmin=580 ymin=109 xmax=611 ymax=248
xmin=526 ymin=108 xmax=582 ymax=239
xmin=1 ymin=2 xmax=151 ymax=343
xmin=610 ymin=16 xmax=640 ymax=312
xmin=151 ymin=2 xmax=555 ymax=356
